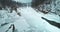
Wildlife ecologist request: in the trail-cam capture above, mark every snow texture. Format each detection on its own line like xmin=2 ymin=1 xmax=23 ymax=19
xmin=0 ymin=0 xmax=60 ymax=32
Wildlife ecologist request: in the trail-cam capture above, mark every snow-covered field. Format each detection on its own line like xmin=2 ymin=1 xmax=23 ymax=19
xmin=0 ymin=7 xmax=60 ymax=32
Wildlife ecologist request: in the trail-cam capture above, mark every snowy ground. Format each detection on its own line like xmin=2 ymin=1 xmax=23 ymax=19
xmin=0 ymin=7 xmax=60 ymax=32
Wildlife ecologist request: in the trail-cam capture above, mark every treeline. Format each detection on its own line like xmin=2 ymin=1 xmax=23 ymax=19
xmin=31 ymin=0 xmax=52 ymax=7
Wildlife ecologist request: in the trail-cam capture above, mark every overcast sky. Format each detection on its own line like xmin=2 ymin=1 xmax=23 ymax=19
xmin=14 ymin=0 xmax=32 ymax=3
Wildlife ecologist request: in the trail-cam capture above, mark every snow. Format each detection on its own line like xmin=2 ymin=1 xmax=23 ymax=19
xmin=0 ymin=7 xmax=60 ymax=32
xmin=0 ymin=23 xmax=12 ymax=32
xmin=17 ymin=7 xmax=60 ymax=32
xmin=0 ymin=0 xmax=60 ymax=32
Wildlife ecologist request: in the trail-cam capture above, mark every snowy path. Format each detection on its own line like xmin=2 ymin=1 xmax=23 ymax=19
xmin=0 ymin=7 xmax=60 ymax=32
xmin=17 ymin=7 xmax=60 ymax=32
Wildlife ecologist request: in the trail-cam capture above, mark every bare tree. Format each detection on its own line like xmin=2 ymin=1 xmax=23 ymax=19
xmin=31 ymin=0 xmax=52 ymax=7
xmin=0 ymin=0 xmax=22 ymax=16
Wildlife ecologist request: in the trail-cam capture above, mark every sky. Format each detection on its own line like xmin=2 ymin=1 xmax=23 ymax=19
xmin=14 ymin=0 xmax=32 ymax=3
